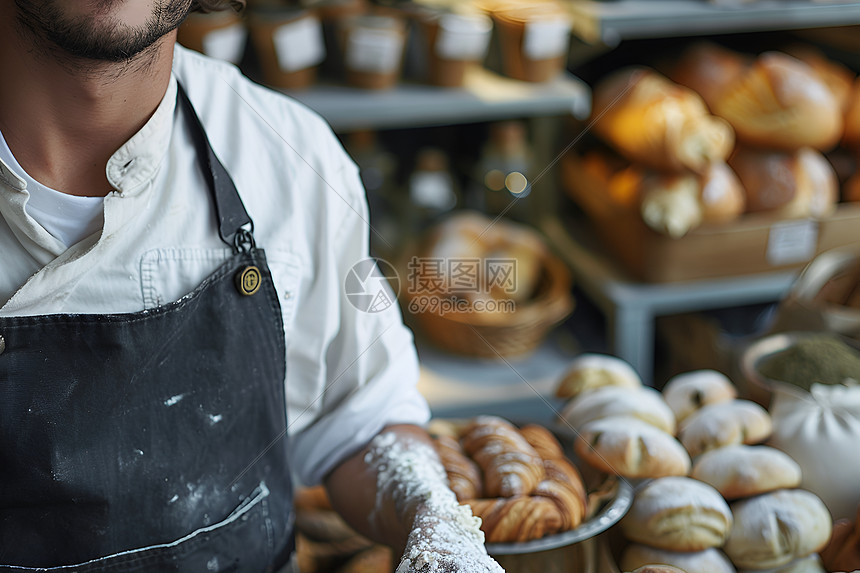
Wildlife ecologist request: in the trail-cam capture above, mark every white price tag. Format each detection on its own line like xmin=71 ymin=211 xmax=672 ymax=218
xmin=273 ymin=16 xmax=326 ymax=72
xmin=435 ymin=14 xmax=492 ymax=61
xmin=766 ymin=219 xmax=819 ymax=265
xmin=202 ymin=23 xmax=247 ymax=64
xmin=346 ymin=28 xmax=403 ymax=73
xmin=523 ymin=18 xmax=571 ymax=61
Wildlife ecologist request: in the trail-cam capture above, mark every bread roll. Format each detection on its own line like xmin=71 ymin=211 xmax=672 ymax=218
xmin=559 ymin=385 xmax=677 ymax=435
xmin=737 ymin=553 xmax=824 ymax=573
xmin=679 ymin=400 xmax=772 ymax=458
xmin=466 ymin=496 xmax=563 ymax=543
xmin=713 ymin=51 xmax=842 ymax=151
xmin=690 ymin=445 xmax=801 ymax=500
xmin=432 ymin=434 xmax=483 ymax=501
xmin=671 ymin=41 xmax=749 ymax=110
xmin=699 ymin=161 xmax=746 ymax=223
xmin=640 ymin=172 xmax=704 ymax=239
xmin=620 ymin=545 xmax=736 ymax=573
xmin=662 ymin=370 xmax=737 ymax=424
xmin=460 ymin=416 xmax=544 ymax=497
xmin=843 ymin=77 xmax=860 ymax=148
xmin=819 ymin=503 xmax=860 ymax=573
xmin=592 ymin=67 xmax=735 ymax=173
xmin=629 ymin=566 xmax=689 ymax=573
xmin=555 ymin=353 xmax=642 ymax=399
xmin=724 ymin=489 xmax=833 ymax=569
xmin=843 ymin=170 xmax=860 ymax=202
xmin=575 ymin=416 xmax=691 ymax=479
xmin=729 ymin=145 xmax=838 ymax=218
xmin=621 ymin=476 xmax=733 ymax=552
xmin=783 ymin=45 xmax=855 ymax=112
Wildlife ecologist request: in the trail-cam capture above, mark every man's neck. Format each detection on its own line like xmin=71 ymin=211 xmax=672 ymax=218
xmin=0 ymin=10 xmax=175 ymax=198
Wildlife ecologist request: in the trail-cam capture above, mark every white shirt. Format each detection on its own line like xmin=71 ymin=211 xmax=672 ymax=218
xmin=0 ymin=132 xmax=105 ymax=247
xmin=0 ymin=45 xmax=430 ymax=486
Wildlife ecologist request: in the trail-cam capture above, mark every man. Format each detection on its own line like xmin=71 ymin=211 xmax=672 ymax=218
xmin=0 ymin=1 xmax=503 ymax=571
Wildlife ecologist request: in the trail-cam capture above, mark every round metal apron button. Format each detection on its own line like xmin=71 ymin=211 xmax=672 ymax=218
xmin=0 ymin=335 xmax=5 ymax=355
xmin=235 ymin=266 xmax=262 ymax=296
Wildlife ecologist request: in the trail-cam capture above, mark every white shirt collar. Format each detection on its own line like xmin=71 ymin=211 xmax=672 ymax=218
xmin=0 ymin=72 xmax=178 ymax=198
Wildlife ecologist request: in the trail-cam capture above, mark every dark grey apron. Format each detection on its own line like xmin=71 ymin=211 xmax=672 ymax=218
xmin=0 ymin=86 xmax=294 ymax=571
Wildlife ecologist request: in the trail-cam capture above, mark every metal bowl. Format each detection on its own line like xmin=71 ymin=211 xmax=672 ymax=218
xmin=740 ymin=330 xmax=860 ymax=404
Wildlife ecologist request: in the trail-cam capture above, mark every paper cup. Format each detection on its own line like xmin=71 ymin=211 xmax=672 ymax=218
xmin=248 ymin=8 xmax=326 ymax=90
xmin=492 ymin=4 xmax=571 ymax=83
xmin=341 ymin=15 xmax=407 ymax=90
xmin=421 ymin=12 xmax=493 ymax=87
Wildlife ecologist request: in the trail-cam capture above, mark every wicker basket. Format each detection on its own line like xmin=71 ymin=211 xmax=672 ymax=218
xmin=403 ymin=247 xmax=574 ymax=359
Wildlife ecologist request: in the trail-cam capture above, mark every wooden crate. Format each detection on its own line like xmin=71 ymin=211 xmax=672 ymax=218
xmin=560 ymin=151 xmax=860 ymax=283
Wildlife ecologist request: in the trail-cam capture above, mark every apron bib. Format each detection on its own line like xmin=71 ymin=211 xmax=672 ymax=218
xmin=0 ymin=86 xmax=294 ymax=571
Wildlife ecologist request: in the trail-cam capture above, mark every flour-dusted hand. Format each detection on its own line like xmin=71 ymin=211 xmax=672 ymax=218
xmin=364 ymin=431 xmax=504 ymax=573
xmin=396 ymin=503 xmax=504 ymax=573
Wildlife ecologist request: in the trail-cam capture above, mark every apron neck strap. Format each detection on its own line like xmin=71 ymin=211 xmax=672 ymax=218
xmin=177 ymin=83 xmax=255 ymax=253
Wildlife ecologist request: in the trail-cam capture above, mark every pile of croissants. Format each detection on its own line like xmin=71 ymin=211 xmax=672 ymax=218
xmin=585 ymin=41 xmax=860 ymax=238
xmin=429 ymin=416 xmax=589 ymax=544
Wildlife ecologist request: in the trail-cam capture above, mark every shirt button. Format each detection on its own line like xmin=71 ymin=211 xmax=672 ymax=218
xmin=284 ymin=291 xmax=291 ymax=300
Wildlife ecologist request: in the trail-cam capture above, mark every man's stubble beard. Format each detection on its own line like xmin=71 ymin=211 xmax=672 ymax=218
xmin=14 ymin=0 xmax=194 ymax=70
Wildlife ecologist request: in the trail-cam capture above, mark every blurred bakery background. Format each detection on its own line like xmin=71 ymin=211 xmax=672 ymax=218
xmin=179 ymin=1 xmax=860 ymax=571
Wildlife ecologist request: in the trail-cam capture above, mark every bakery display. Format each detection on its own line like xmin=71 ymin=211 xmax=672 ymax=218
xmin=690 ymin=445 xmax=802 ymax=501
xmin=620 ymin=477 xmax=733 ymax=552
xmin=558 ymin=385 xmax=677 ymax=434
xmin=724 ymin=489 xmax=832 ymax=569
xmin=574 ymin=415 xmax=691 ymax=478
xmin=678 ymin=399 xmax=772 ymax=458
xmin=662 ymin=370 xmax=738 ymax=424
xmin=620 ymin=544 xmax=737 ymax=573
xmin=554 ymin=353 xmax=643 ymax=400
xmin=591 ymin=66 xmax=735 ymax=173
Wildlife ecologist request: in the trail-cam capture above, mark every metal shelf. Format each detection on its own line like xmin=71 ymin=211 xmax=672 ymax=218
xmin=283 ymin=66 xmax=591 ymax=132
xmin=566 ymin=0 xmax=860 ymax=46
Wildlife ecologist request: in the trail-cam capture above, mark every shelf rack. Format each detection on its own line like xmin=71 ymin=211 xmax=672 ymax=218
xmin=284 ymin=66 xmax=591 ymax=131
xmin=566 ymin=0 xmax=860 ymax=46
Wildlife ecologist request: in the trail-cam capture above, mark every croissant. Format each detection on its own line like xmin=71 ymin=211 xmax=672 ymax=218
xmin=466 ymin=496 xmax=563 ymax=543
xmin=518 ymin=424 xmax=565 ymax=460
xmin=432 ymin=435 xmax=483 ymax=501
xmin=460 ymin=416 xmax=545 ymax=497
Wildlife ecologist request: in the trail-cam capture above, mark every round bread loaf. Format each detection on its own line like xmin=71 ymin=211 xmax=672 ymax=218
xmin=621 ymin=476 xmax=733 ymax=552
xmin=662 ymin=370 xmax=737 ymax=423
xmin=724 ymin=489 xmax=833 ymax=570
xmin=629 ymin=566 xmax=688 ymax=573
xmin=575 ymin=416 xmax=691 ymax=479
xmin=559 ymin=385 xmax=677 ymax=435
xmin=555 ymin=353 xmax=642 ymax=399
xmin=737 ymin=553 xmax=824 ymax=573
xmin=620 ymin=544 xmax=736 ymax=573
xmin=691 ymin=445 xmax=802 ymax=500
xmin=679 ymin=400 xmax=772 ymax=458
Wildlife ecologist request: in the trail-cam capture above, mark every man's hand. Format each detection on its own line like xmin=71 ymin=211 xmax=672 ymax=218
xmin=325 ymin=425 xmax=504 ymax=572
xmin=396 ymin=503 xmax=504 ymax=573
